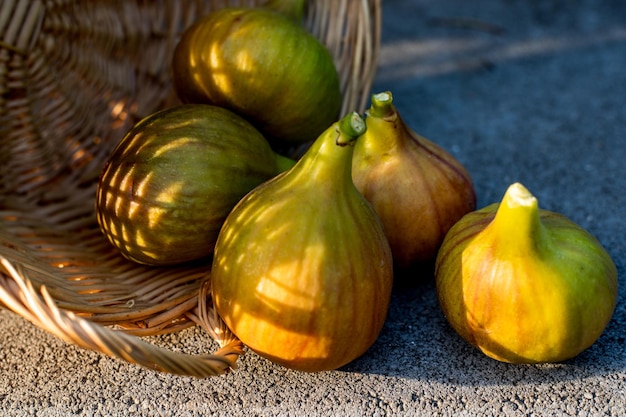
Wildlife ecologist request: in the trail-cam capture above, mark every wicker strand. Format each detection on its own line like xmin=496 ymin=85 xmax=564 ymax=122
xmin=0 ymin=256 xmax=244 ymax=378
xmin=0 ymin=225 xmax=210 ymax=332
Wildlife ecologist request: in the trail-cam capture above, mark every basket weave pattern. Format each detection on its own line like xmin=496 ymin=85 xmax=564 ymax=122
xmin=0 ymin=0 xmax=380 ymax=377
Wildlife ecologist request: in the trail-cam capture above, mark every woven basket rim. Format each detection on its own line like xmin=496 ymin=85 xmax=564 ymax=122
xmin=0 ymin=0 xmax=381 ymax=377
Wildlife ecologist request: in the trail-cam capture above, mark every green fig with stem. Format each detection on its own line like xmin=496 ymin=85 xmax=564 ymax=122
xmin=211 ymin=112 xmax=393 ymax=372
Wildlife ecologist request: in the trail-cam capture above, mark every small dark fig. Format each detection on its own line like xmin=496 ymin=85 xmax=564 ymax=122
xmin=171 ymin=5 xmax=341 ymax=147
xmin=96 ymin=104 xmax=294 ymax=266
xmin=352 ymin=91 xmax=477 ymax=275
xmin=211 ymin=112 xmax=393 ymax=372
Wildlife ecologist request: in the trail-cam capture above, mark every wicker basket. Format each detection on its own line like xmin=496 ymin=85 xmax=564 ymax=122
xmin=0 ymin=0 xmax=381 ymax=377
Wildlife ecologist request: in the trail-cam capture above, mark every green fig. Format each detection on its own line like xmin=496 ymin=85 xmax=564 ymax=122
xmin=96 ymin=104 xmax=294 ymax=266
xmin=172 ymin=5 xmax=341 ymax=146
xmin=211 ymin=112 xmax=393 ymax=372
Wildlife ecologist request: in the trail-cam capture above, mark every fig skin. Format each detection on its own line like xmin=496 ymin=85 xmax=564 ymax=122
xmin=352 ymin=91 xmax=476 ymax=273
xmin=172 ymin=7 xmax=342 ymax=146
xmin=96 ymin=104 xmax=294 ymax=266
xmin=211 ymin=113 xmax=393 ymax=372
xmin=435 ymin=183 xmax=618 ymax=363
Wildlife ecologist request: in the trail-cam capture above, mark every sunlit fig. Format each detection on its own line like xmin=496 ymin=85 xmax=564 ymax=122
xmin=211 ymin=113 xmax=393 ymax=372
xmin=352 ymin=91 xmax=476 ymax=273
xmin=172 ymin=5 xmax=341 ymax=146
xmin=96 ymin=104 xmax=293 ymax=266
xmin=435 ymin=182 xmax=618 ymax=363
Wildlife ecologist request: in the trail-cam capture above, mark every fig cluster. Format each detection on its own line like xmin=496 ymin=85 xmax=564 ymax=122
xmin=97 ymin=3 xmax=338 ymax=266
xmin=94 ymin=3 xmax=618 ymax=374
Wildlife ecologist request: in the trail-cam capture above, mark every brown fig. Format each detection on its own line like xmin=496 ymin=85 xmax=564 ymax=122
xmin=352 ymin=91 xmax=477 ymax=273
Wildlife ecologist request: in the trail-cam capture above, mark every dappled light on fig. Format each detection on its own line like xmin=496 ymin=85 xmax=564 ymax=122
xmin=435 ymin=183 xmax=618 ymax=364
xmin=211 ymin=113 xmax=393 ymax=372
xmin=96 ymin=104 xmax=292 ymax=266
xmin=171 ymin=6 xmax=341 ymax=145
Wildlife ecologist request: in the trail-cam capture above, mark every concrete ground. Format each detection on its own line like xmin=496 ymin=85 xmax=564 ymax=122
xmin=1 ymin=0 xmax=625 ymax=415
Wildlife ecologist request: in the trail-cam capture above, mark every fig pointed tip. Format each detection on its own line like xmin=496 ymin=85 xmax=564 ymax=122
xmin=504 ymin=183 xmax=537 ymax=208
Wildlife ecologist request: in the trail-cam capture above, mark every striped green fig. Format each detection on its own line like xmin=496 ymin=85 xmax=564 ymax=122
xmin=96 ymin=104 xmax=293 ymax=266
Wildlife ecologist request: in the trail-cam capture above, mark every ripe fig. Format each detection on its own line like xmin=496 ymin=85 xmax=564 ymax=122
xmin=96 ymin=104 xmax=294 ymax=266
xmin=352 ymin=91 xmax=476 ymax=273
xmin=211 ymin=113 xmax=393 ymax=372
xmin=172 ymin=6 xmax=341 ymax=146
xmin=435 ymin=183 xmax=618 ymax=363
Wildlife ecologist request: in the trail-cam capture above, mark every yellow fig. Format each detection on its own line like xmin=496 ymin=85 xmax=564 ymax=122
xmin=211 ymin=112 xmax=393 ymax=372
xmin=435 ymin=182 xmax=618 ymax=363
xmin=352 ymin=91 xmax=476 ymax=273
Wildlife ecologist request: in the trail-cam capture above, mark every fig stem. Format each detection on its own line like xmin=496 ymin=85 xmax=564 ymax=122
xmin=368 ymin=91 xmax=396 ymax=119
xmin=358 ymin=91 xmax=408 ymax=156
xmin=489 ymin=183 xmax=550 ymax=256
xmin=337 ymin=112 xmax=366 ymax=146
xmin=286 ymin=112 xmax=365 ymax=188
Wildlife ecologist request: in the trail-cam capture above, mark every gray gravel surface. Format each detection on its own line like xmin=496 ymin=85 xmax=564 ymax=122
xmin=1 ymin=0 xmax=625 ymax=415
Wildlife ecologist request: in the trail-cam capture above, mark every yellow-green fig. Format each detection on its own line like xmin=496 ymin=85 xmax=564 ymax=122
xmin=352 ymin=91 xmax=476 ymax=272
xmin=435 ymin=182 xmax=618 ymax=363
xmin=172 ymin=5 xmax=341 ymax=146
xmin=96 ymin=104 xmax=294 ymax=266
xmin=211 ymin=113 xmax=393 ymax=372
